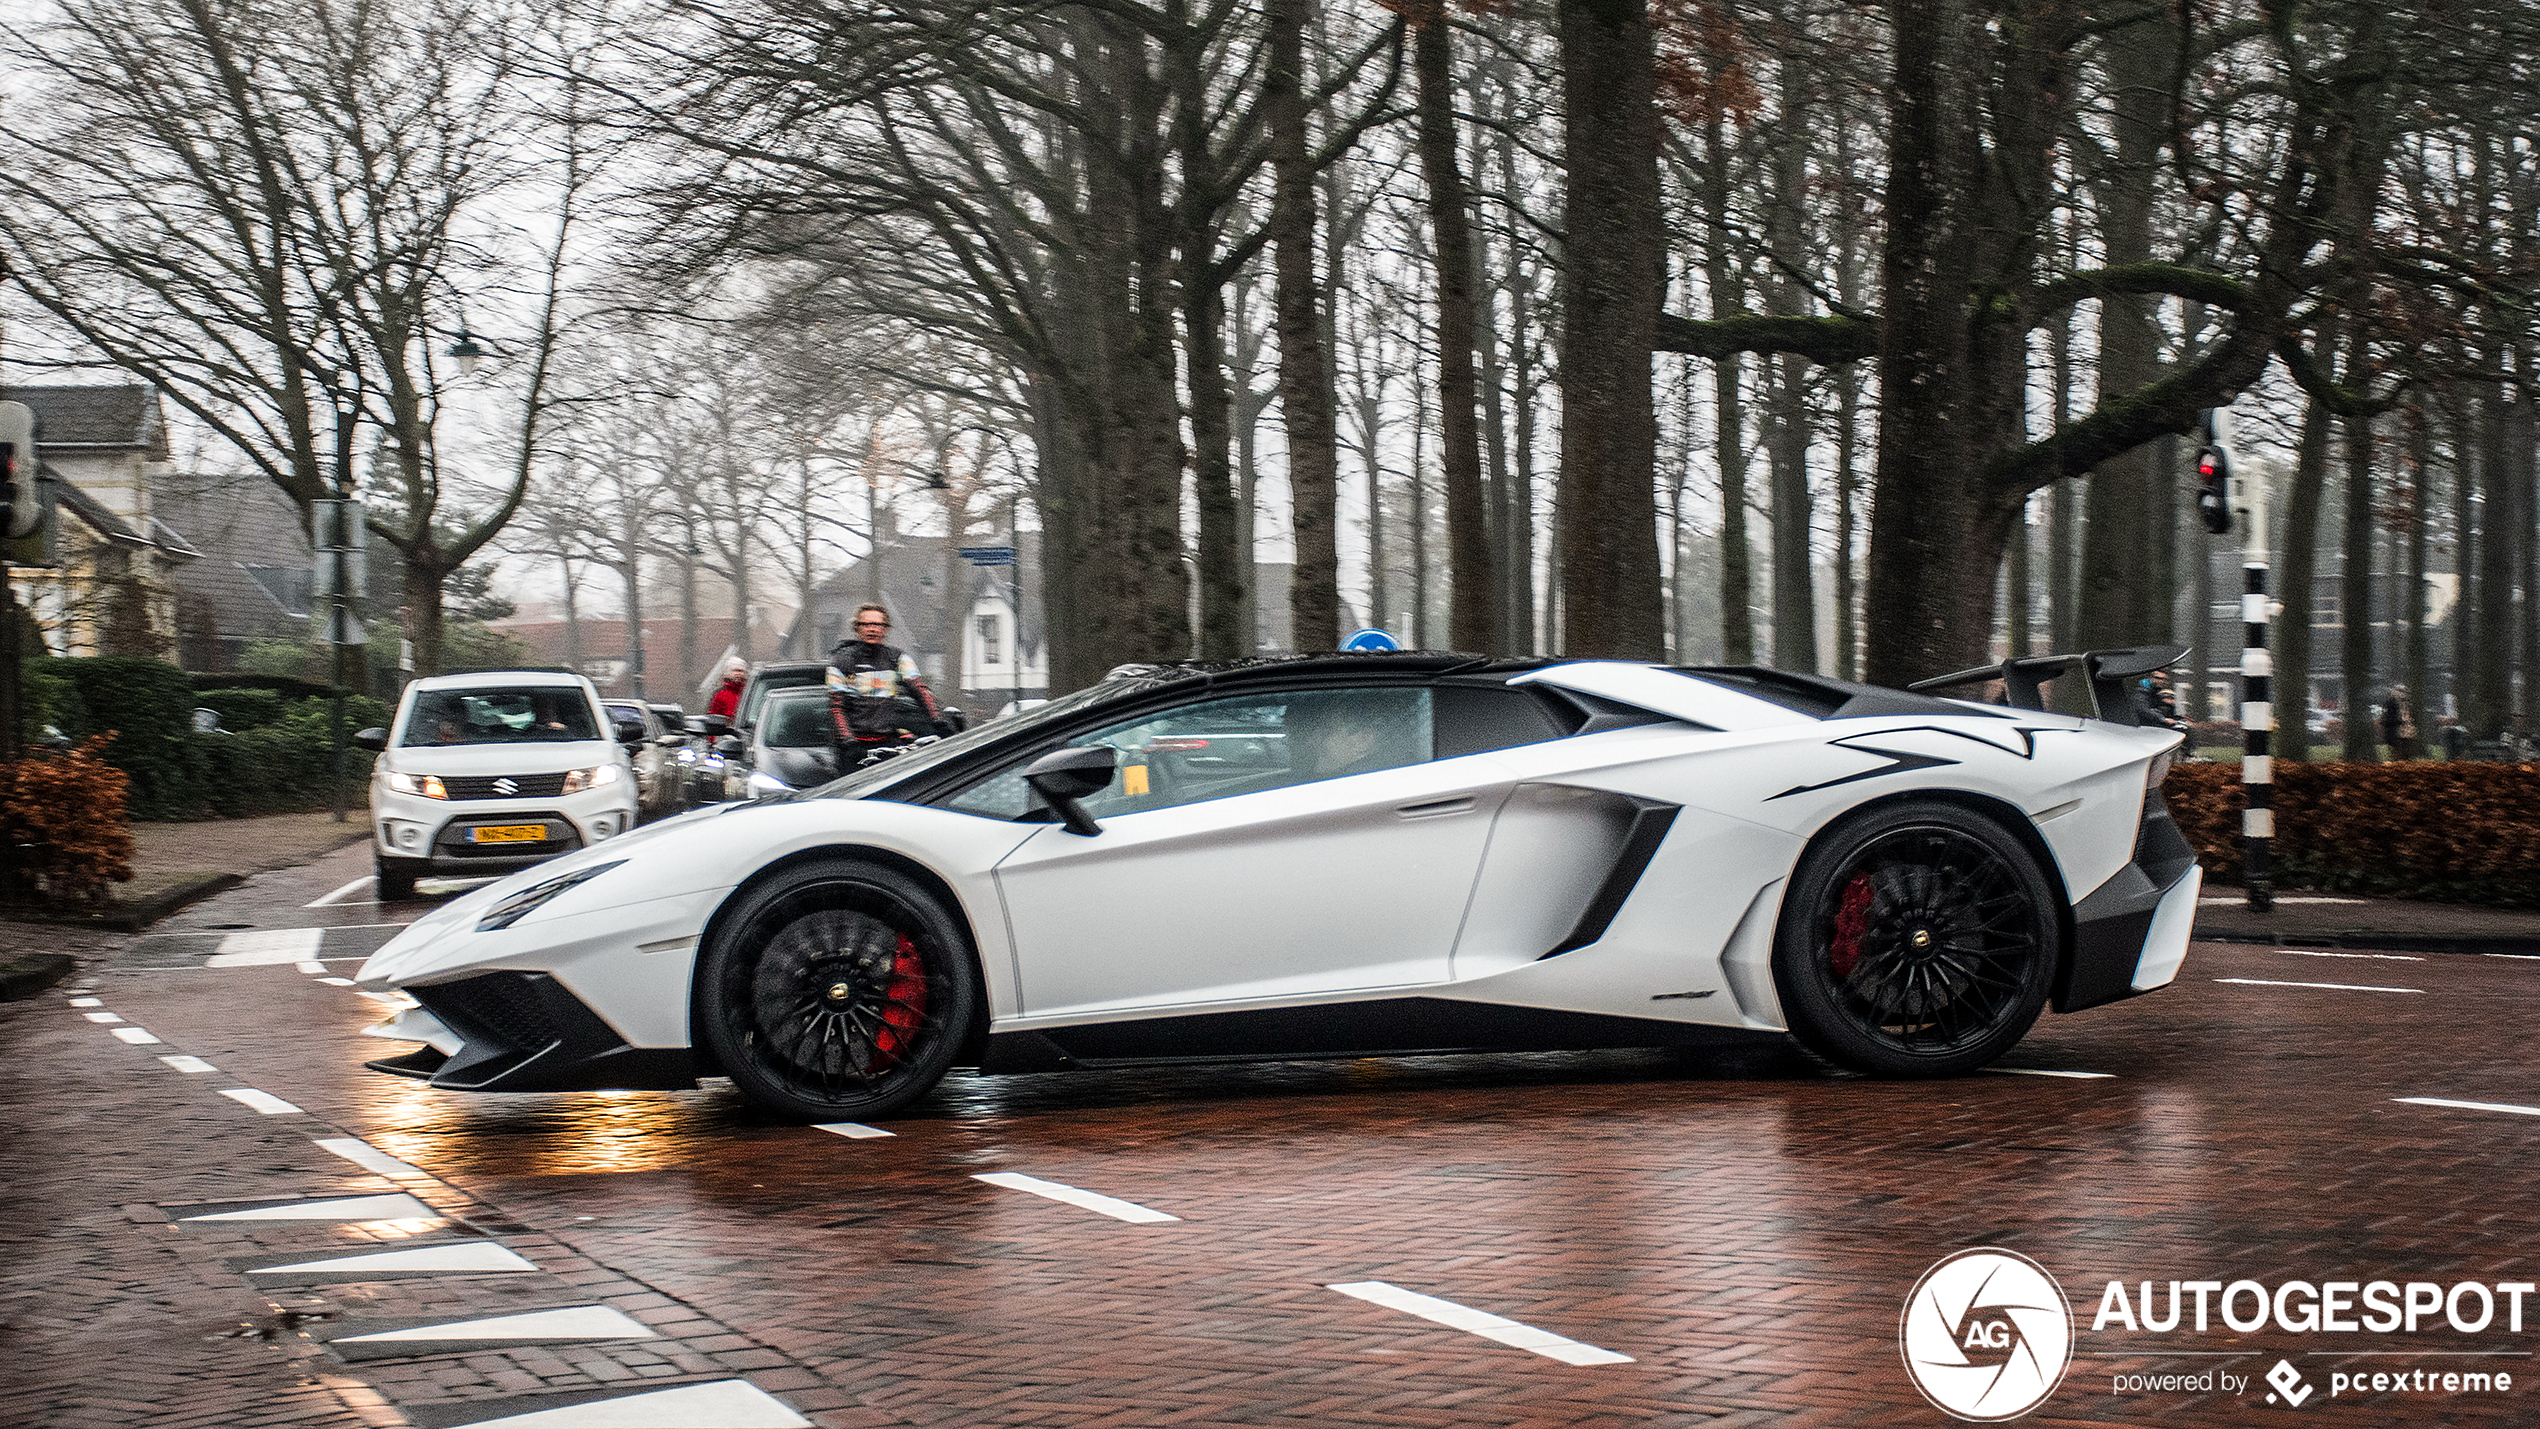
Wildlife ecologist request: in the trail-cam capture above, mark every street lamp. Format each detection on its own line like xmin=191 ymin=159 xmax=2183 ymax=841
xmin=446 ymin=330 xmax=489 ymax=378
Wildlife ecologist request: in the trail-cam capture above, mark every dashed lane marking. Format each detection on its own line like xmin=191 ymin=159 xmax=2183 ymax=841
xmin=246 ymin=1242 xmax=538 ymax=1279
xmin=973 ymin=1171 xmax=1178 ymax=1223
xmin=813 ymin=1122 xmax=895 ymax=1139
xmin=205 ymin=927 xmax=326 ymax=966
xmin=218 ymin=1088 xmax=305 ymax=1116
xmin=1988 ymin=1068 xmax=2114 ymax=1079
xmin=305 ymin=875 xmax=377 ymax=908
xmin=110 ymin=1026 xmax=162 ymax=1044
xmin=2395 ymin=1097 xmax=2540 ymax=1118
xmin=318 ymin=976 xmax=357 ymax=986
xmin=2277 ymin=949 xmax=2425 ymax=961
xmin=2214 ymin=978 xmax=2424 ymax=994
xmin=82 ymin=1010 xmax=124 ymax=1023
xmin=1324 ymin=1281 xmax=1634 ymax=1366
xmin=157 ymin=1055 xmax=217 ymax=1074
xmin=397 ymin=1378 xmax=810 ymax=1428
xmin=325 ymin=1304 xmax=658 ymax=1346
xmin=2486 ymin=954 xmax=2540 ymax=961
xmin=67 ymin=996 xmax=101 ymax=1007
xmin=179 ymin=1193 xmax=437 ymax=1222
xmin=316 ymin=1137 xmax=426 ymax=1178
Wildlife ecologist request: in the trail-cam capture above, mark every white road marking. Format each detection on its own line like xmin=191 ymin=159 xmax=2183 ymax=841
xmin=1987 ymin=1068 xmax=2115 ymax=1079
xmin=318 ymin=977 xmax=357 ymax=986
xmin=250 ymin=1242 xmax=537 ymax=1277
xmin=973 ymin=1171 xmax=1178 ymax=1223
xmin=315 ymin=1137 xmax=426 ymax=1178
xmin=219 ymin=1088 xmax=304 ymax=1115
xmin=2199 ymin=895 xmax=2364 ymax=905
xmin=2214 ymin=978 xmax=2423 ymax=994
xmin=2486 ymin=954 xmax=2540 ymax=961
xmin=182 ymin=1193 xmax=435 ymax=1222
xmin=333 ymin=1304 xmax=658 ymax=1344
xmin=2396 ymin=1097 xmax=2540 ymax=1118
xmin=1324 ymin=1281 xmax=1634 ymax=1366
xmin=111 ymin=1027 xmax=162 ymax=1044
xmin=304 ymin=875 xmax=377 ymax=908
xmin=431 ymin=1379 xmax=810 ymax=1429
xmin=2277 ymin=949 xmax=2424 ymax=961
xmin=296 ymin=960 xmax=326 ymax=974
xmin=813 ymin=1123 xmax=895 ymax=1139
xmin=67 ymin=996 xmax=101 ymax=1007
xmin=206 ymin=928 xmax=326 ymax=966
xmin=157 ymin=1055 xmax=218 ymax=1074
xmin=82 ymin=1010 xmax=124 ymax=1023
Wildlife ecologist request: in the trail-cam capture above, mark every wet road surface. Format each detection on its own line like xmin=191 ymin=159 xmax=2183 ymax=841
xmin=8 ymin=845 xmax=2540 ymax=1427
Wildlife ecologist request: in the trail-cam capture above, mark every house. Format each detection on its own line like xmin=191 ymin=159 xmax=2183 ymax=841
xmin=779 ymin=530 xmax=1048 ymax=714
xmin=1 ymin=383 xmax=199 ymax=658
xmin=151 ymin=470 xmax=400 ymax=673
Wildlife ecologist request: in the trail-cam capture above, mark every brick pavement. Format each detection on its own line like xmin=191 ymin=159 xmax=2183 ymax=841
xmin=9 ymin=928 xmax=2540 ymax=1427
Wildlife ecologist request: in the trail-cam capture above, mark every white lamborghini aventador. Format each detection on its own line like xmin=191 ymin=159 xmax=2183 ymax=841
xmin=354 ymin=649 xmax=2202 ymax=1121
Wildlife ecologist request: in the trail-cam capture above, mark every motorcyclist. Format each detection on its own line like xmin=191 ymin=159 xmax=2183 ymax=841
xmin=826 ymin=603 xmax=946 ymax=766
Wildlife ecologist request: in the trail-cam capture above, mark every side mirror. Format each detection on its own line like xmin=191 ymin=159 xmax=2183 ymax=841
xmin=354 ymin=727 xmax=388 ymax=752
xmin=614 ymin=719 xmax=646 ymax=745
xmin=714 ymin=734 xmax=745 ymax=758
xmin=652 ymin=733 xmax=686 ymax=747
xmin=688 ymin=715 xmax=730 ymax=737
xmin=1022 ymin=745 xmax=1116 ymax=837
xmin=939 ymin=706 xmax=969 ymax=734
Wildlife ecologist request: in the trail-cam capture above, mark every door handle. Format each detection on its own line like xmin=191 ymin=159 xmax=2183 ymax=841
xmin=1395 ymin=796 xmax=1476 ymax=819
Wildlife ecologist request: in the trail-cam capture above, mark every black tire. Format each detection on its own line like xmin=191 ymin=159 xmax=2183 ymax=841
xmin=695 ymin=858 xmax=979 ymax=1122
xmin=1771 ymin=799 xmax=2057 ymax=1077
xmin=374 ymin=857 xmax=418 ymax=902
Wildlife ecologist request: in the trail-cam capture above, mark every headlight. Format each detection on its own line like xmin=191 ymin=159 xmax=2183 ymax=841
xmin=385 ymin=771 xmax=448 ymax=800
xmin=476 ymin=860 xmax=627 ymax=932
xmin=747 ymin=770 xmax=789 ymax=795
xmin=562 ymin=764 xmax=623 ymax=794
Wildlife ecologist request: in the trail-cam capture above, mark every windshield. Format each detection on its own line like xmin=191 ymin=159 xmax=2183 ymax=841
xmin=762 ymin=694 xmax=834 ymax=749
xmin=742 ymin=667 xmax=825 ymax=725
xmin=401 ymin=688 xmax=600 ymax=747
xmin=810 ymin=680 xmax=1144 ymax=800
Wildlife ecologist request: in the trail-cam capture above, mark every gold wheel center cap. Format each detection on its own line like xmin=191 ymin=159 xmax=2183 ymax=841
xmin=826 ymin=982 xmax=851 ymax=1001
xmin=1910 ymin=929 xmax=1932 ymax=949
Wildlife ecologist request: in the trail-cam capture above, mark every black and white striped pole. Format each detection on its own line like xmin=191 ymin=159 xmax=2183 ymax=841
xmin=2198 ymin=408 xmax=2270 ymax=912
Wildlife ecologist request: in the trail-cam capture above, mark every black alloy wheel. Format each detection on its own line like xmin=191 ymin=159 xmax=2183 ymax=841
xmin=1772 ymin=800 xmax=2056 ymax=1076
xmin=696 ymin=858 xmax=979 ymax=1121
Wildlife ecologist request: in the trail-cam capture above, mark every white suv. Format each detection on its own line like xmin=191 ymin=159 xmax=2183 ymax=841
xmin=357 ymin=671 xmax=641 ymax=901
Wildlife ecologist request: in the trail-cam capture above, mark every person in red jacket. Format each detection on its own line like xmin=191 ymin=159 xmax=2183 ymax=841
xmin=706 ymin=662 xmax=745 ymax=720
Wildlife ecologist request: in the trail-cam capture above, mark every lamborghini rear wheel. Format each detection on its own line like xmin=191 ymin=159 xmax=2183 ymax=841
xmin=697 ymin=858 xmax=979 ymax=1122
xmin=1772 ymin=800 xmax=2056 ymax=1076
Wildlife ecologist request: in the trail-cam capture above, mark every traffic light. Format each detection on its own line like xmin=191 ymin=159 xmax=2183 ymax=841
xmin=2195 ymin=443 xmax=2232 ymax=535
xmin=0 ymin=400 xmax=39 ymax=540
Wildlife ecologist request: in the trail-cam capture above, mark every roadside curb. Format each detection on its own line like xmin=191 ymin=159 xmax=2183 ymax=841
xmin=2194 ymin=927 xmax=2540 ymax=958
xmin=0 ymin=872 xmax=246 ymax=934
xmin=0 ymin=951 xmax=76 ymax=1001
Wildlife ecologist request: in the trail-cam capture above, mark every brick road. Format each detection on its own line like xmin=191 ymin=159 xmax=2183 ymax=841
xmin=6 ymin=843 xmax=2540 ymax=1427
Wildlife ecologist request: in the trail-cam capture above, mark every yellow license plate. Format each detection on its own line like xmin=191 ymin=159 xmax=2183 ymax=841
xmin=467 ymin=824 xmax=547 ymax=844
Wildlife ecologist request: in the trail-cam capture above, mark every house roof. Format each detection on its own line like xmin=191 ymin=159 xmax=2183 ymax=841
xmin=780 ymin=530 xmax=1046 ymax=661
xmin=0 ymin=384 xmax=168 ymax=454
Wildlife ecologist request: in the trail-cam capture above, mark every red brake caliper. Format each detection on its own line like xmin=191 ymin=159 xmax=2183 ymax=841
xmin=1829 ymin=874 xmax=1876 ymax=980
xmin=872 ymin=935 xmax=929 ymax=1068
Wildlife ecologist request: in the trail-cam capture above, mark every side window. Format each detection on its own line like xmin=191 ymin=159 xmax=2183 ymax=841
xmin=1432 ymin=684 xmax=1582 ymax=759
xmin=941 ymin=687 xmax=1435 ymax=821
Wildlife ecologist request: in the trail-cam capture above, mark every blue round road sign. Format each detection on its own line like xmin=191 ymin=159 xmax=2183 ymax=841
xmin=1341 ymin=628 xmax=1401 ymax=652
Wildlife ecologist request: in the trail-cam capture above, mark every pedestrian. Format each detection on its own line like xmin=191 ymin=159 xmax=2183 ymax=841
xmin=706 ymin=661 xmax=746 ymax=721
xmin=826 ymin=603 xmax=945 ymax=764
xmin=2378 ymin=684 xmax=2418 ymax=761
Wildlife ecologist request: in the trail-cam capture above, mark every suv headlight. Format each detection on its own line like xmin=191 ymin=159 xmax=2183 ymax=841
xmin=562 ymin=764 xmax=623 ymax=794
xmin=385 ymin=771 xmax=448 ymax=800
xmin=476 ymin=859 xmax=627 ymax=932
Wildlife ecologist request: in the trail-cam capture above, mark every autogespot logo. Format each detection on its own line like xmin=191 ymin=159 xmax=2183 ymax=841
xmin=1901 ymin=1248 xmax=2075 ymax=1421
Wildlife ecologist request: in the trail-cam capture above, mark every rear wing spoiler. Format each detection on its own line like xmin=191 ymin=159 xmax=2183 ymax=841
xmin=1906 ymin=644 xmax=2189 ymax=727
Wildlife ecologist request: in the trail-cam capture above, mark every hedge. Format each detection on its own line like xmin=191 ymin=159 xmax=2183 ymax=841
xmin=20 ymin=657 xmax=382 ymax=819
xmin=0 ymin=734 xmax=134 ymax=902
xmin=2166 ymin=760 xmax=2540 ymax=906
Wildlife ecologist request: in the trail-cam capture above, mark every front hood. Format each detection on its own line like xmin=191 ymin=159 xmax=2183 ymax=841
xmin=381 ymin=740 xmax=621 ymax=775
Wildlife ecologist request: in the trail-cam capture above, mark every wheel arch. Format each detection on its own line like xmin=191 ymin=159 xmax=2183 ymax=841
xmin=1788 ymin=787 xmax=2077 ymax=982
xmin=687 ymin=842 xmax=996 ymax=1077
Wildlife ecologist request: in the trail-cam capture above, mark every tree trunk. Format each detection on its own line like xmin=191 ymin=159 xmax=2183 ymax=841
xmin=2404 ymin=406 xmax=2430 ymax=755
xmin=1268 ymin=0 xmax=1340 ymax=652
xmin=2472 ymin=384 xmax=2515 ymax=740
xmin=1411 ymin=13 xmax=1494 ymax=653
xmin=2047 ymin=306 xmax=2077 ymax=655
xmin=1705 ymin=110 xmax=1754 ymax=666
xmin=1554 ymin=0 xmax=1664 ymax=659
xmin=1184 ymin=277 xmax=1245 ymax=660
xmin=2276 ymin=403 xmax=2332 ymax=763
xmin=1832 ymin=362 xmax=1861 ymax=677
xmin=2339 ymin=349 xmax=2379 ymax=760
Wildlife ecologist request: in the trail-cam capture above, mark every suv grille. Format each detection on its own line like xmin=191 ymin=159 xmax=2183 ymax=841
xmin=442 ymin=773 xmax=569 ymax=800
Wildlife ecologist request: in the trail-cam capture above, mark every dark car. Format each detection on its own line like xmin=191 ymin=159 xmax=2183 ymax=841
xmin=728 ymin=686 xmax=842 ymax=796
xmin=735 ymin=661 xmax=829 ymax=736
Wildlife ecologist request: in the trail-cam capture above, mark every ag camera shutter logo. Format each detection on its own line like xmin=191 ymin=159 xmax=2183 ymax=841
xmin=1901 ymin=1248 xmax=2074 ymax=1420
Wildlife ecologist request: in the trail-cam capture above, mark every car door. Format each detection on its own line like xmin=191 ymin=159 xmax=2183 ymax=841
xmin=955 ymin=684 xmax=1525 ymax=1019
